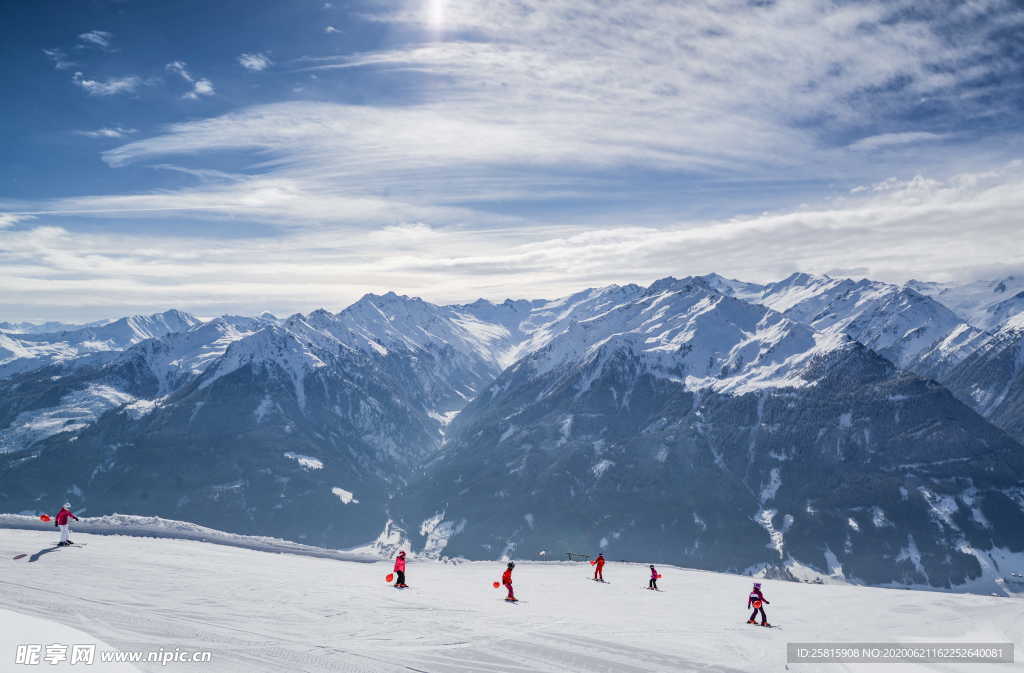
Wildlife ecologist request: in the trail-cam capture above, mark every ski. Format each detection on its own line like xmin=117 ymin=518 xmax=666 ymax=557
xmin=12 ymin=554 xmax=26 ymax=560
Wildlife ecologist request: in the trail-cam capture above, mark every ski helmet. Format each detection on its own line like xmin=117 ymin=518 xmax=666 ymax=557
xmin=507 ymin=561 xmax=515 ymax=568
xmin=63 ymin=502 xmax=71 ymax=509
xmin=753 ymin=582 xmax=762 ymax=589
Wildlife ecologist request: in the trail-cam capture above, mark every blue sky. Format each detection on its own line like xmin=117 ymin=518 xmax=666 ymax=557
xmin=2 ymin=0 xmax=1024 ymax=321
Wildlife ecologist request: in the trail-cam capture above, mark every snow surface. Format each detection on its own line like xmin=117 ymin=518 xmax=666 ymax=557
xmin=330 ymin=486 xmax=359 ymax=504
xmin=0 ymin=526 xmax=1020 ymax=673
xmin=283 ymin=451 xmax=324 ymax=470
xmin=0 ymin=608 xmax=141 ymax=672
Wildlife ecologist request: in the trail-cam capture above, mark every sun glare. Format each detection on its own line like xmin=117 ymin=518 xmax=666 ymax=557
xmin=428 ymin=0 xmax=444 ymax=32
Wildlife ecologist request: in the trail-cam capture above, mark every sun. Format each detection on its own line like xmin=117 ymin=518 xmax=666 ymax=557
xmin=428 ymin=0 xmax=444 ymax=32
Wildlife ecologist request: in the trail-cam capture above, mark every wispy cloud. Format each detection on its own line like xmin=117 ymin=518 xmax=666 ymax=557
xmin=238 ymin=53 xmax=272 ymax=71
xmin=11 ymin=0 xmax=1024 ymax=320
xmin=72 ymin=72 xmax=141 ymax=96
xmin=848 ymin=132 xmax=949 ymax=152
xmin=6 ymin=162 xmax=1024 ymax=319
xmin=0 ymin=213 xmax=31 ymax=229
xmin=76 ymin=127 xmax=138 ymax=139
xmin=325 ymin=26 xmax=340 ymax=34
xmin=166 ymin=61 xmax=215 ymax=99
xmin=42 ymin=48 xmax=76 ymax=70
xmin=78 ymin=30 xmax=113 ymax=49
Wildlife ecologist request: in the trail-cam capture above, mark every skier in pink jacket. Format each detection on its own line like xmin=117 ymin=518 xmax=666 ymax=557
xmin=393 ymin=551 xmax=408 ymax=588
xmin=648 ymin=565 xmax=659 ymax=590
xmin=54 ymin=503 xmax=79 ymax=546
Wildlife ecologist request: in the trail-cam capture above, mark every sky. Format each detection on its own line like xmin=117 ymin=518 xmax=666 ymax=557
xmin=2 ymin=0 xmax=1024 ymax=322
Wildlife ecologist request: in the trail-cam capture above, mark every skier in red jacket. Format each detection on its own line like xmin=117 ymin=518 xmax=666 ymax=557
xmin=393 ymin=551 xmax=408 ymax=588
xmin=54 ymin=503 xmax=79 ymax=547
xmin=593 ymin=553 xmax=606 ymax=581
xmin=502 ymin=562 xmax=516 ymax=601
xmin=747 ymin=582 xmax=770 ymax=626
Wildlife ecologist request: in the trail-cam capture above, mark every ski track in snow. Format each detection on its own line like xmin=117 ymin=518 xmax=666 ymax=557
xmin=0 ymin=529 xmax=1021 ymax=673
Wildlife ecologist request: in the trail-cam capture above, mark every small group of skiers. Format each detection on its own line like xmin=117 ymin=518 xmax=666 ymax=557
xmin=51 ymin=505 xmax=772 ymax=626
xmin=389 ymin=548 xmax=771 ymax=625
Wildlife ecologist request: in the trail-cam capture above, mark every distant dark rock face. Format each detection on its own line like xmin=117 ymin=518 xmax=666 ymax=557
xmin=401 ymin=338 xmax=1024 ymax=588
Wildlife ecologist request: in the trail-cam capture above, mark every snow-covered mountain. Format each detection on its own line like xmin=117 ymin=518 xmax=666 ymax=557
xmin=0 ymin=309 xmax=201 ymax=378
xmin=0 ymin=318 xmax=110 ymax=334
xmin=940 ymin=313 xmax=1024 ymax=444
xmin=2 ymin=273 xmax=1024 ymax=589
xmin=402 ymin=278 xmax=1024 ymax=587
xmin=908 ymin=275 xmax=1024 ymax=331
xmin=709 ymin=272 xmax=984 ymax=371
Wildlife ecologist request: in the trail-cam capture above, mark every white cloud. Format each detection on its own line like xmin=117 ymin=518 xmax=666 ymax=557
xmin=13 ymin=0 xmax=1023 ymax=319
xmin=166 ymin=61 xmax=194 ymax=82
xmin=238 ymin=52 xmax=272 ymax=72
xmin=7 ymin=163 xmax=1024 ymax=318
xmin=42 ymin=48 xmax=76 ymax=70
xmin=184 ymin=78 xmax=215 ymax=99
xmin=166 ymin=61 xmax=215 ymax=99
xmin=78 ymin=30 xmax=112 ymax=48
xmin=76 ymin=127 xmax=138 ymax=139
xmin=848 ymin=132 xmax=949 ymax=152
xmin=325 ymin=25 xmax=340 ymax=34
xmin=72 ymin=72 xmax=141 ymax=96
xmin=0 ymin=213 xmax=31 ymax=229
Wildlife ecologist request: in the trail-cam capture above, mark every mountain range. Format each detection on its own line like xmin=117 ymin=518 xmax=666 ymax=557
xmin=2 ymin=272 xmax=1023 ymax=590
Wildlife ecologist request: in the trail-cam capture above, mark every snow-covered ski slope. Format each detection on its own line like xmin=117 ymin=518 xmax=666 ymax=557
xmin=1 ymin=528 xmax=1021 ymax=673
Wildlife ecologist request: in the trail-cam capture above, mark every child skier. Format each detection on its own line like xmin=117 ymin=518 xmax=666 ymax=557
xmin=393 ymin=550 xmax=408 ymax=588
xmin=747 ymin=582 xmax=770 ymax=626
xmin=648 ymin=565 xmax=659 ymax=590
xmin=54 ymin=503 xmax=79 ymax=546
xmin=593 ymin=553 xmax=606 ymax=581
xmin=502 ymin=562 xmax=516 ymax=601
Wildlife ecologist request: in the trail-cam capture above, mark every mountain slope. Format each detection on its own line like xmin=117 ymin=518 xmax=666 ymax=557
xmin=402 ymin=280 xmax=1024 ymax=587
xmin=941 ymin=314 xmax=1024 ymax=444
xmin=0 ymin=324 xmax=445 ymax=547
xmin=717 ymin=273 xmax=984 ymax=372
xmin=1 ymin=525 xmax=1021 ymax=673
xmin=909 ymin=276 xmax=1024 ymax=331
xmin=0 ymin=310 xmax=201 ymax=378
